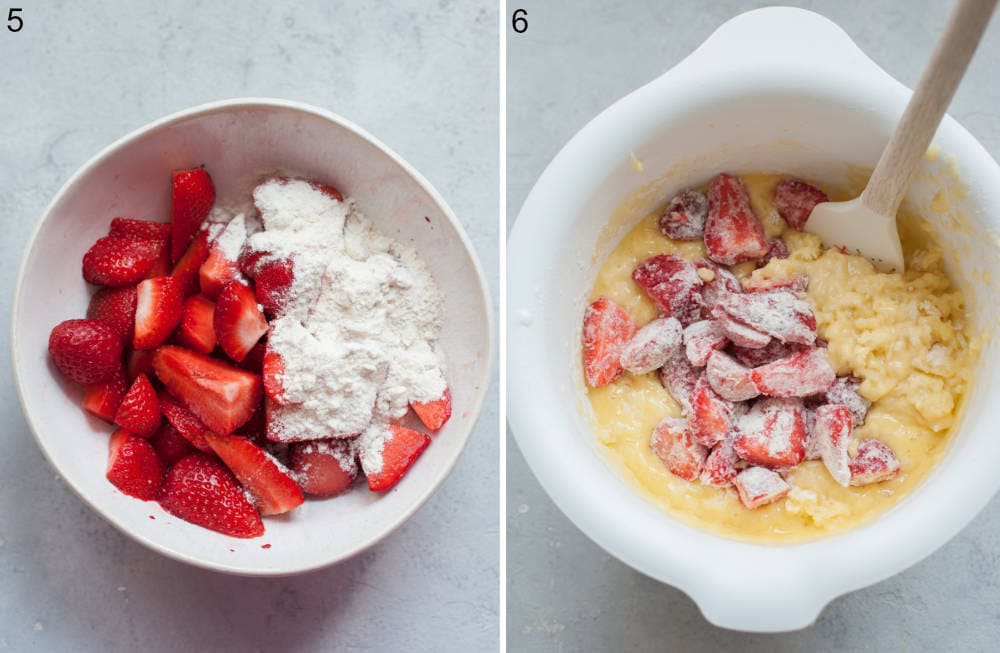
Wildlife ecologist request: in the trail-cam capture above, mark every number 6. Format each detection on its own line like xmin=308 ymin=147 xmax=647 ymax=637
xmin=512 ymin=8 xmax=527 ymax=34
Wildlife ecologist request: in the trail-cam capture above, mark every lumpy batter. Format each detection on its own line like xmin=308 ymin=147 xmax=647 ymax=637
xmin=587 ymin=173 xmax=974 ymax=542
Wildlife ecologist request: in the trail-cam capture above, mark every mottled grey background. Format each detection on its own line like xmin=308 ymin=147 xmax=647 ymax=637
xmin=0 ymin=2 xmax=498 ymax=652
xmin=507 ymin=0 xmax=1000 ymax=650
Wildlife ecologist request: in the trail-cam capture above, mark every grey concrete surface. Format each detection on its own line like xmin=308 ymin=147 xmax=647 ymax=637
xmin=507 ymin=0 xmax=1000 ymax=650
xmin=0 ymin=2 xmax=498 ymax=652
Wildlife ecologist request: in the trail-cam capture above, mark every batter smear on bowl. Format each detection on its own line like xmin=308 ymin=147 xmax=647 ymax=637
xmin=583 ymin=172 xmax=973 ymax=542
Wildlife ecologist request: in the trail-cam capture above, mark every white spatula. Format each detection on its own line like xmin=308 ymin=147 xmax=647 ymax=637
xmin=807 ymin=0 xmax=998 ymax=272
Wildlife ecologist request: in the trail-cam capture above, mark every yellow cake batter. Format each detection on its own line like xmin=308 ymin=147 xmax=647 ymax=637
xmin=587 ymin=173 xmax=974 ymax=543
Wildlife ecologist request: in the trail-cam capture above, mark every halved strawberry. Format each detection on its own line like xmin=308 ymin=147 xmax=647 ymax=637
xmin=701 ymin=439 xmax=741 ymax=487
xmin=849 ymin=439 xmax=901 ymax=486
xmin=150 ymin=422 xmax=196 ymax=467
xmin=48 ymin=319 xmax=123 ymax=385
xmin=774 ymin=178 xmax=829 ymax=231
xmin=253 ymin=257 xmax=295 ymax=316
xmin=175 ymin=295 xmax=216 ymax=354
xmin=199 ymin=245 xmax=242 ymax=300
xmin=619 ymin=316 xmax=683 ymax=375
xmin=203 ymin=432 xmax=304 ymax=516
xmin=683 ymin=319 xmax=727 ymax=367
xmin=170 ymin=230 xmax=211 ymax=297
xmin=106 ymin=428 xmax=165 ymax=501
xmin=632 ymin=254 xmax=704 ymax=326
xmin=86 ymin=286 xmax=137 ymax=343
xmin=689 ymin=376 xmax=733 ymax=448
xmin=704 ymin=173 xmax=769 ymax=265
xmin=261 ymin=346 xmax=291 ymax=405
xmin=583 ymin=297 xmax=636 ymax=388
xmin=133 ymin=277 xmax=183 ymax=350
xmin=82 ymin=236 xmax=161 ymax=287
xmin=715 ymin=289 xmax=817 ymax=345
xmin=152 ymin=345 xmax=262 ymax=435
xmin=114 ymin=373 xmax=161 ymax=437
xmin=657 ymin=347 xmax=700 ymax=413
xmin=734 ymin=466 xmax=790 ymax=509
xmin=411 ymin=387 xmax=452 ymax=431
xmin=289 ymin=440 xmax=358 ymax=497
xmin=659 ymin=189 xmax=708 ymax=240
xmin=82 ymin=364 xmax=128 ymax=422
xmin=171 ymin=167 xmax=216 ymax=262
xmin=159 ymin=453 xmax=264 ymax=538
xmin=362 ymin=424 xmax=432 ymax=492
xmin=705 ymin=350 xmax=759 ymax=402
xmin=814 ymin=404 xmax=852 ymax=486
xmin=214 ymin=282 xmax=268 ymax=363
xmin=158 ymin=392 xmax=211 ymax=452
xmin=750 ymin=348 xmax=836 ymax=398
xmin=734 ymin=398 xmax=807 ymax=468
xmin=126 ymin=348 xmax=156 ymax=382
xmin=650 ymin=416 xmax=707 ymax=481
xmin=109 ymin=217 xmax=171 ymax=242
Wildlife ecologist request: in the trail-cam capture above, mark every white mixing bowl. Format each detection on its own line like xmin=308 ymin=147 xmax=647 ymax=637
xmin=12 ymin=98 xmax=494 ymax=575
xmin=508 ymin=8 xmax=1000 ymax=631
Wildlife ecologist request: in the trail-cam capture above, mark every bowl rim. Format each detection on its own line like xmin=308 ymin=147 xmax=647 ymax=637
xmin=11 ymin=96 xmax=495 ymax=576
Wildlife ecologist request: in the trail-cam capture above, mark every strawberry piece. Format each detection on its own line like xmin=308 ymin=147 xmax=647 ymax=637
xmin=86 ymin=286 xmax=138 ymax=343
xmin=701 ymin=439 xmax=741 ymax=487
xmin=734 ymin=398 xmax=807 ymax=468
xmin=239 ymin=341 xmax=267 ymax=374
xmin=716 ymin=312 xmax=772 ymax=349
xmin=261 ymin=346 xmax=292 ymax=405
xmin=170 ymin=230 xmax=212 ymax=297
xmin=159 ymin=392 xmax=212 ymax=452
xmin=632 ymin=254 xmax=704 ymax=325
xmin=706 ymin=350 xmax=759 ymax=402
xmin=150 ymin=422 xmax=195 ymax=467
xmin=199 ymin=245 xmax=243 ymax=300
xmin=133 ymin=276 xmax=183 ymax=350
xmin=824 ymin=376 xmax=871 ymax=426
xmin=802 ymin=408 xmax=821 ymax=460
xmin=48 ymin=319 xmax=123 ymax=384
xmin=849 ymin=439 xmax=901 ymax=486
xmin=214 ymin=281 xmax=268 ymax=363
xmin=253 ymin=257 xmax=295 ymax=316
xmin=309 ymin=180 xmax=345 ymax=202
xmin=704 ymin=173 xmax=769 ymax=265
xmin=175 ymin=294 xmax=216 ymax=354
xmin=734 ymin=466 xmax=790 ymax=509
xmin=683 ymin=319 xmax=727 ymax=367
xmin=82 ymin=364 xmax=128 ymax=422
xmin=650 ymin=416 xmax=707 ymax=482
xmin=659 ymin=189 xmax=708 ymax=240
xmin=113 ymin=374 xmax=161 ymax=438
xmin=715 ymin=289 xmax=817 ymax=345
xmin=170 ymin=167 xmax=216 ymax=262
xmin=145 ymin=239 xmax=173 ymax=279
xmin=696 ymin=260 xmax=742 ymax=318
xmin=690 ymin=376 xmax=733 ymax=447
xmin=153 ymin=345 xmax=262 ymax=435
xmin=411 ymin=387 xmax=452 ymax=431
xmin=657 ymin=347 xmax=700 ymax=413
xmin=203 ymin=432 xmax=304 ymax=516
xmin=82 ymin=236 xmax=161 ymax=287
xmin=619 ymin=316 xmax=683 ymax=375
xmin=126 ymin=348 xmax=156 ymax=382
xmin=363 ymin=424 xmax=432 ymax=492
xmin=583 ymin=297 xmax=636 ymax=388
xmin=742 ymin=275 xmax=808 ymax=294
xmin=289 ymin=439 xmax=358 ymax=497
xmin=751 ymin=348 xmax=836 ymax=398
xmin=759 ymin=239 xmax=791 ymax=267
xmin=774 ymin=178 xmax=829 ymax=231
xmin=730 ymin=339 xmax=805 ymax=368
xmin=109 ymin=217 xmax=171 ymax=242
xmin=814 ymin=404 xmax=852 ymax=486
xmin=106 ymin=428 xmax=165 ymax=501
xmin=159 ymin=453 xmax=264 ymax=538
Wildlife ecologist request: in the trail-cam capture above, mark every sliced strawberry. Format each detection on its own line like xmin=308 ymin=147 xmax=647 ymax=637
xmin=106 ymin=428 xmax=164 ymax=501
xmin=145 ymin=239 xmax=173 ymax=279
xmin=363 ymin=424 xmax=432 ymax=492
xmin=170 ymin=230 xmax=211 ymax=297
xmin=48 ymin=319 xmax=123 ymax=384
xmin=241 ymin=401 xmax=268 ymax=444
xmin=239 ymin=341 xmax=267 ymax=374
xmin=849 ymin=439 xmax=901 ymax=486
xmin=171 ymin=167 xmax=216 ymax=262
xmin=716 ymin=312 xmax=772 ymax=349
xmin=683 ymin=319 xmax=727 ymax=367
xmin=253 ymin=257 xmax=295 ymax=316
xmin=824 ymin=376 xmax=871 ymax=426
xmin=82 ymin=236 xmax=161 ymax=287
xmin=715 ymin=289 xmax=817 ymax=345
xmin=152 ymin=345 xmax=262 ymax=435
xmin=734 ymin=398 xmax=807 ymax=468
xmin=82 ymin=364 xmax=128 ymax=422
xmin=632 ymin=254 xmax=703 ymax=326
xmin=150 ymin=422 xmax=195 ymax=467
xmin=113 ymin=374 xmax=161 ymax=438
xmin=86 ymin=286 xmax=137 ymax=343
xmin=109 ymin=217 xmax=171 ymax=242
xmin=289 ymin=440 xmax=358 ymax=497
xmin=159 ymin=453 xmax=264 ymax=538
xmin=203 ymin=432 xmax=304 ymax=516
xmin=650 ymin=416 xmax=706 ymax=482
xmin=657 ymin=347 xmax=700 ymax=413
xmin=199 ymin=246 xmax=240 ymax=300
xmin=696 ymin=260 xmax=742 ymax=318
xmin=214 ymin=281 xmax=268 ymax=363
xmin=734 ymin=466 xmax=790 ymax=509
xmin=133 ymin=276 xmax=183 ymax=350
xmin=126 ymin=348 xmax=156 ymax=382
xmin=814 ymin=404 xmax=852 ymax=486
xmin=411 ymin=387 xmax=452 ymax=431
xmin=705 ymin=350 xmax=759 ymax=402
xmin=158 ymin=392 xmax=212 ymax=452
xmin=658 ymin=189 xmax=708 ymax=240
xmin=175 ymin=295 xmax=216 ymax=354
xmin=700 ymin=439 xmax=741 ymax=487
xmin=704 ymin=173 xmax=768 ymax=265
xmin=750 ymin=348 xmax=836 ymax=398
xmin=619 ymin=316 xmax=683 ymax=375
xmin=759 ymin=238 xmax=790 ymax=267
xmin=583 ymin=297 xmax=636 ymax=388
xmin=262 ymin=346 xmax=291 ymax=405
xmin=774 ymin=178 xmax=829 ymax=231
xmin=742 ymin=275 xmax=808 ymax=294
xmin=730 ymin=339 xmax=805 ymax=369
xmin=689 ymin=376 xmax=733 ymax=447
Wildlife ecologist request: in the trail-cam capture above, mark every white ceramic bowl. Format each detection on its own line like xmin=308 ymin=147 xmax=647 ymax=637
xmin=12 ymin=98 xmax=493 ymax=575
xmin=508 ymin=8 xmax=1000 ymax=632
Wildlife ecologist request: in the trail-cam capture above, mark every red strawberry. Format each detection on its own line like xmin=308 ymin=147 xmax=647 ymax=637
xmin=823 ymin=376 xmax=871 ymax=426
xmin=261 ymin=346 xmax=290 ymax=405
xmin=86 ymin=286 xmax=138 ymax=343
xmin=82 ymin=364 xmax=128 ymax=422
xmin=759 ymin=238 xmax=790 ymax=266
xmin=716 ymin=312 xmax=772 ymax=349
xmin=171 ymin=167 xmax=216 ymax=262
xmin=730 ymin=339 xmax=805 ymax=369
xmin=310 ymin=180 xmax=344 ymax=202
xmin=114 ymin=374 xmax=161 ymax=438
xmin=158 ymin=392 xmax=211 ymax=452
xmin=239 ymin=341 xmax=267 ymax=374
xmin=411 ymin=387 xmax=452 ymax=431
xmin=159 ymin=453 xmax=264 ymax=538
xmin=657 ymin=347 xmax=700 ymax=413
xmin=696 ymin=260 xmax=742 ymax=318
xmin=704 ymin=173 xmax=769 ymax=265
xmin=701 ymin=439 xmax=741 ymax=487
xmin=734 ymin=466 xmax=790 ymax=509
xmin=133 ymin=277 xmax=183 ymax=350
xmin=705 ymin=350 xmax=759 ymax=402
xmin=659 ymin=189 xmax=708 ymax=240
xmin=734 ymin=398 xmax=807 ymax=468
xmin=126 ymin=348 xmax=156 ymax=382
xmin=689 ymin=376 xmax=733 ymax=447
xmin=715 ymin=289 xmax=817 ymax=345
xmin=170 ymin=230 xmax=211 ymax=297
xmin=742 ymin=275 xmax=808 ymax=294
xmin=583 ymin=297 xmax=636 ymax=388
xmin=106 ymin=428 xmax=165 ymax=501
xmin=632 ymin=254 xmax=704 ymax=326
xmin=82 ymin=236 xmax=161 ymax=287
xmin=362 ymin=424 xmax=432 ymax=492
xmin=289 ymin=440 xmax=358 ymax=497
xmin=150 ymin=422 xmax=195 ymax=467
xmin=683 ymin=319 xmax=727 ymax=367
xmin=253 ymin=257 xmax=295 ymax=316
xmin=849 ymin=439 xmax=900 ymax=486
xmin=109 ymin=217 xmax=171 ymax=242
xmin=650 ymin=416 xmax=707 ymax=482
xmin=175 ymin=295 xmax=216 ymax=354
xmin=619 ymin=316 xmax=683 ymax=375
xmin=214 ymin=281 xmax=268 ymax=363
xmin=48 ymin=319 xmax=123 ymax=384
xmin=814 ymin=404 xmax=852 ymax=486
xmin=774 ymin=178 xmax=829 ymax=231
xmin=152 ymin=345 xmax=262 ymax=435
xmin=199 ymin=244 xmax=243 ymax=300
xmin=203 ymin=432 xmax=304 ymax=516
xmin=750 ymin=348 xmax=836 ymax=398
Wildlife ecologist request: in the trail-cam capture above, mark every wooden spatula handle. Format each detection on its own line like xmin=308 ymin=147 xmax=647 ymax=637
xmin=862 ymin=0 xmax=998 ymax=217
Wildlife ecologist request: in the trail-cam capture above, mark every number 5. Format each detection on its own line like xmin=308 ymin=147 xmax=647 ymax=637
xmin=8 ymin=8 xmax=23 ymax=32
xmin=512 ymin=8 xmax=527 ymax=34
